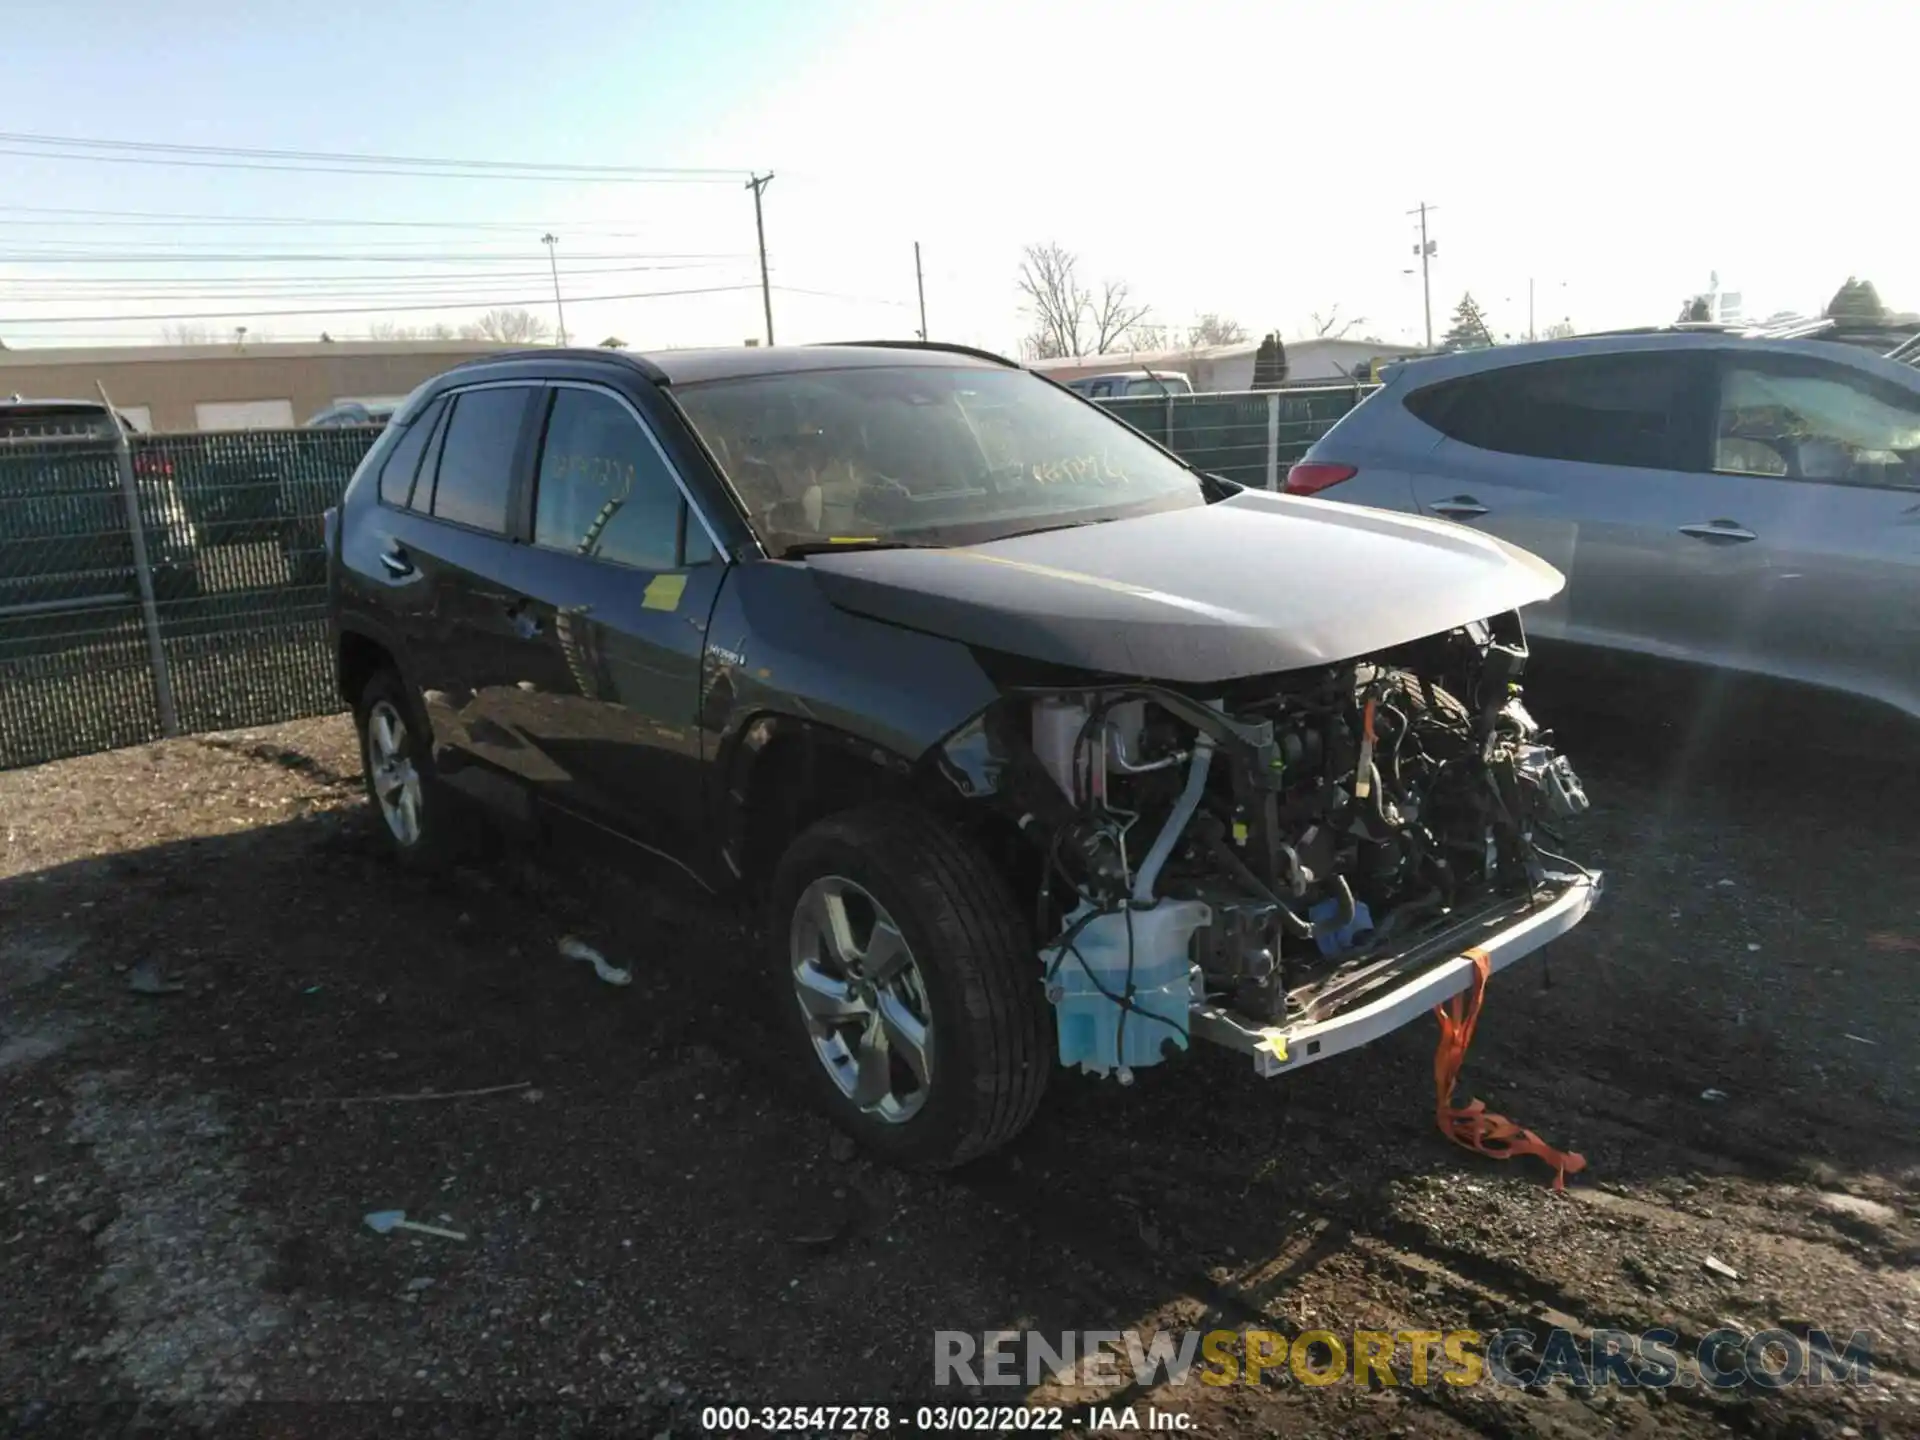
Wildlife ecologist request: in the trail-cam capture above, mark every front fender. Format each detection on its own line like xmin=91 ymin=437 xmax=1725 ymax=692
xmin=701 ymin=559 xmax=1003 ymax=875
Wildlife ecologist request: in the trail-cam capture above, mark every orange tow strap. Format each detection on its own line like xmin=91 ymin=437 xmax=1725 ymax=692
xmin=1433 ymin=948 xmax=1587 ymax=1191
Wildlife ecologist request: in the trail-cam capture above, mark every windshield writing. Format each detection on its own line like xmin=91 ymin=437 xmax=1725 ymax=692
xmin=673 ymin=365 xmax=1204 ymax=554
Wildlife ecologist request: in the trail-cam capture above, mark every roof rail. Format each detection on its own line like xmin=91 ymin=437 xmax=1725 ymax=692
xmin=444 ymin=345 xmax=670 ymax=385
xmin=820 ymin=339 xmax=1024 ymax=369
xmin=1743 ymin=315 xmax=1835 ymax=341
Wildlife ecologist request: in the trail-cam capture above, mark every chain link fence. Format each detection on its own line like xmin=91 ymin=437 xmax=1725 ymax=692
xmin=1 ymin=386 xmax=1374 ymax=771
xmin=1101 ymin=384 xmax=1374 ymax=487
xmin=1 ymin=427 xmax=379 ymax=769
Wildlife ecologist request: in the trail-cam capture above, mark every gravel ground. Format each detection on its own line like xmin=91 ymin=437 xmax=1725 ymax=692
xmin=1 ymin=693 xmax=1917 ymax=1440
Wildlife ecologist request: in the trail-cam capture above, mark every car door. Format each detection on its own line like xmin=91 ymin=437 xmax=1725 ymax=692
xmin=1402 ymin=349 xmax=1772 ymax=665
xmin=486 ymin=381 xmax=730 ymax=865
xmin=381 ymin=381 xmax=549 ymax=786
xmin=1703 ymin=349 xmax=1920 ymax=715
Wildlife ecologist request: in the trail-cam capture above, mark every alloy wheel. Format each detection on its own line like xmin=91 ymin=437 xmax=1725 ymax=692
xmin=366 ymin=698 xmax=423 ymax=847
xmin=789 ymin=875 xmax=934 ymax=1124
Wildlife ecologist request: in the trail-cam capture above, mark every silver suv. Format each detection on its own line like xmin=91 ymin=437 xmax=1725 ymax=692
xmin=1288 ymin=331 xmax=1920 ymax=720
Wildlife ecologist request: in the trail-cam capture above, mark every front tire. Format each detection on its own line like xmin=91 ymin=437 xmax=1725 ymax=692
xmin=768 ymin=803 xmax=1050 ymax=1169
xmin=354 ymin=668 xmax=456 ymax=869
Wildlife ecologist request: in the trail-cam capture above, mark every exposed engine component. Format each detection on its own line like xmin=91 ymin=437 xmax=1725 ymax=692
xmin=1026 ymin=613 xmax=1589 ymax=1075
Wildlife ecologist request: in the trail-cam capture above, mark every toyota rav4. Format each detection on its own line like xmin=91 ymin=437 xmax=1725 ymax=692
xmin=325 ymin=342 xmax=1599 ymax=1167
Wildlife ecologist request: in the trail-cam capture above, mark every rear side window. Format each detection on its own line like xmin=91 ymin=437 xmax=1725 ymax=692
xmin=533 ymin=388 xmax=689 ymax=569
xmin=429 ymin=386 xmax=533 ymax=533
xmin=377 ymin=396 xmax=447 ymax=507
xmin=1406 ymin=353 xmax=1702 ymax=470
xmin=1714 ymin=356 xmax=1920 ymax=490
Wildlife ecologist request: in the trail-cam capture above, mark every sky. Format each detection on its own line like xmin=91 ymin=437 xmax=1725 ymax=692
xmin=2 ymin=0 xmax=1915 ymax=355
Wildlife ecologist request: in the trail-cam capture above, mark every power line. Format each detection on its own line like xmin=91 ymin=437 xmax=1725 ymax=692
xmin=0 ymin=265 xmax=750 ymax=299
xmin=15 ymin=283 xmax=763 ymax=325
xmin=0 ymin=131 xmax=745 ymax=181
xmin=0 ymin=204 xmax=735 ymax=234
xmin=772 ymin=285 xmax=912 ymax=307
xmin=0 ymin=249 xmax=750 ymax=264
xmin=0 ymin=147 xmax=738 ymax=183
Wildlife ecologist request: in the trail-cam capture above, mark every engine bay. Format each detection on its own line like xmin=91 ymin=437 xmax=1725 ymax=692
xmin=987 ymin=610 xmax=1593 ymax=1077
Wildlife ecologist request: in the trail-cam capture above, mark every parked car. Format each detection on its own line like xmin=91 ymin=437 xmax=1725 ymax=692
xmin=1288 ymin=332 xmax=1920 ymax=721
xmin=306 ymin=400 xmax=400 ymax=428
xmin=326 ymin=343 xmax=1598 ymax=1167
xmin=1062 ymin=370 xmax=1194 ymax=399
xmin=0 ymin=398 xmax=199 ymax=669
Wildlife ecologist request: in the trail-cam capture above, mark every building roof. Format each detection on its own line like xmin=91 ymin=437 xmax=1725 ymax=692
xmin=1027 ymin=336 xmax=1425 ymax=373
xmin=0 ymin=339 xmax=508 ymax=367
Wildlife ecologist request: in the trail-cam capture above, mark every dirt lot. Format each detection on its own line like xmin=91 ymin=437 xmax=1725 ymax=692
xmin=2 ymin=690 xmax=1917 ymax=1439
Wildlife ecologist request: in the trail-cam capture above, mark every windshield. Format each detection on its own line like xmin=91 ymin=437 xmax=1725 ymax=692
xmin=673 ymin=364 xmax=1207 ymax=555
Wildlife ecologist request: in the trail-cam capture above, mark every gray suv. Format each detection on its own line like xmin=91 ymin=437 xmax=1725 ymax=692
xmin=1288 ymin=332 xmax=1920 ymax=720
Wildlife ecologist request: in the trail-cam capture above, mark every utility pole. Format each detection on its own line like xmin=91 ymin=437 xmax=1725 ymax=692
xmin=913 ymin=241 xmax=928 ymax=341
xmin=746 ymin=173 xmax=775 ymax=346
xmin=541 ymin=233 xmax=567 ymax=345
xmin=1528 ymin=277 xmax=1535 ymax=343
xmin=1407 ymin=202 xmax=1438 ymax=350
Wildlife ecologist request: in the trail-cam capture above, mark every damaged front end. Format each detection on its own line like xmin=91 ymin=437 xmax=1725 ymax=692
xmin=938 ymin=610 xmax=1600 ymax=1081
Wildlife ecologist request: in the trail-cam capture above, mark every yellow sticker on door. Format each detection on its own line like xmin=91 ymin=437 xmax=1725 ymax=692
xmin=642 ymin=573 xmax=687 ymax=612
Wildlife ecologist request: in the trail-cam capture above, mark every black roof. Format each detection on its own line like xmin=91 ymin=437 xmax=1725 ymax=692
xmin=445 ymin=340 xmax=1017 ymax=388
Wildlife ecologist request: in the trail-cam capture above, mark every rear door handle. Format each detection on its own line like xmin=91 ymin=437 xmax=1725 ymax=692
xmin=378 ymin=547 xmax=415 ymax=578
xmin=1431 ymin=495 xmax=1489 ymax=519
xmin=1679 ymin=521 xmax=1757 ymax=543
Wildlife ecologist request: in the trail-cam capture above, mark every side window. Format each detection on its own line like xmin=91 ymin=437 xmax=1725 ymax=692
xmin=1406 ymin=354 xmax=1701 ymax=470
xmin=377 ymin=395 xmax=447 ymax=508
xmin=408 ymin=398 xmax=454 ymax=513
xmin=533 ymin=387 xmax=689 ymax=569
xmin=1715 ymin=359 xmax=1920 ymax=490
xmin=430 ymin=386 xmax=533 ymax=533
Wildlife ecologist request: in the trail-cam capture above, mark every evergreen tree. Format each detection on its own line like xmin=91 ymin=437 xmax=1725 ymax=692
xmin=1825 ymin=277 xmax=1887 ymax=322
xmin=1249 ymin=332 xmax=1290 ymax=389
xmin=1440 ymin=293 xmax=1493 ymax=352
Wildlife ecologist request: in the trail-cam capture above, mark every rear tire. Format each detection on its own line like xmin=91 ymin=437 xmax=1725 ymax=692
xmin=354 ymin=667 xmax=457 ymax=870
xmin=768 ymin=803 xmax=1050 ymax=1169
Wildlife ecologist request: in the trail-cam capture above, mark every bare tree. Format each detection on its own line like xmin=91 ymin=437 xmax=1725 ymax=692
xmin=1017 ymin=243 xmax=1089 ymax=359
xmin=1016 ymin=242 xmax=1154 ymax=359
xmin=162 ymin=323 xmax=217 ymax=345
xmin=1310 ymin=305 xmax=1365 ymax=340
xmin=1186 ymin=313 xmax=1248 ymax=347
xmin=368 ymin=321 xmax=457 ymax=341
xmin=1090 ymin=279 xmax=1151 ymax=354
xmin=460 ymin=307 xmax=552 ymax=345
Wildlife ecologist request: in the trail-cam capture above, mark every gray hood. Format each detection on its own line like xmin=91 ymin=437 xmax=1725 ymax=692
xmin=802 ymin=489 xmax=1564 ymax=684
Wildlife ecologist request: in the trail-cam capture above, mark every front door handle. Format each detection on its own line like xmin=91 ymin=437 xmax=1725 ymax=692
xmin=1679 ymin=521 xmax=1757 ymax=543
xmin=1431 ymin=495 xmax=1489 ymax=519
xmin=378 ymin=547 xmax=415 ymax=578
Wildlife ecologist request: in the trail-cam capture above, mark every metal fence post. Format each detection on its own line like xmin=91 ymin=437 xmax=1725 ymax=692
xmin=1265 ymin=392 xmax=1282 ymax=490
xmin=96 ymin=382 xmax=179 ymax=736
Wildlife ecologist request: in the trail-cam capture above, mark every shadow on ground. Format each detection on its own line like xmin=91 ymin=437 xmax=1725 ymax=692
xmin=1 ymin=692 xmax=1915 ymax=1438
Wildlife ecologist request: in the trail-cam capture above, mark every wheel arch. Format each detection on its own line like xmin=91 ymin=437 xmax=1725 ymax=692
xmin=723 ymin=713 xmax=923 ymax=893
xmin=335 ymin=618 xmax=411 ymax=711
